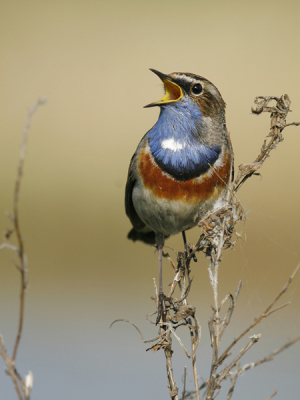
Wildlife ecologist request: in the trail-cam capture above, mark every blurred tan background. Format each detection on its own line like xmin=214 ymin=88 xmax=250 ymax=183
xmin=0 ymin=0 xmax=299 ymax=398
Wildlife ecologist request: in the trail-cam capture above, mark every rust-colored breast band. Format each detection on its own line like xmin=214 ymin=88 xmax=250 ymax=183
xmin=138 ymin=150 xmax=231 ymax=203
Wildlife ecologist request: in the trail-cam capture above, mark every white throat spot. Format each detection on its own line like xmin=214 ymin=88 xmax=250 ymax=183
xmin=161 ymin=138 xmax=185 ymax=152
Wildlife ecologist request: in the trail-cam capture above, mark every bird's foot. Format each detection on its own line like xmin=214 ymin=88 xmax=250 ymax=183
xmin=156 ymin=292 xmax=174 ymax=325
xmin=190 ymin=248 xmax=197 ymax=262
xmin=184 ymin=245 xmax=197 ymax=263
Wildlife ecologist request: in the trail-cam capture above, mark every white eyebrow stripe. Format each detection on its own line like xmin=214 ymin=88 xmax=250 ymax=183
xmin=161 ymin=138 xmax=185 ymax=151
xmin=172 ymin=74 xmax=196 ymax=84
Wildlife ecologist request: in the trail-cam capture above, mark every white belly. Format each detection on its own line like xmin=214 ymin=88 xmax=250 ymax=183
xmin=132 ymin=183 xmax=207 ymax=236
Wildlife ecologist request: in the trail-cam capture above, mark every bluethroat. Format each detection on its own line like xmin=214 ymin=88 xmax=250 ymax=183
xmin=125 ymin=70 xmax=233 ymax=322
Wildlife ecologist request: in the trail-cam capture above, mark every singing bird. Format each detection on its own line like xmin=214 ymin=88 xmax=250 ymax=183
xmin=125 ymin=70 xmax=232 ymax=318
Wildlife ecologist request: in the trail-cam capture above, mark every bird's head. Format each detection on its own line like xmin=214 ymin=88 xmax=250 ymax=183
xmin=144 ymin=69 xmax=226 ymax=120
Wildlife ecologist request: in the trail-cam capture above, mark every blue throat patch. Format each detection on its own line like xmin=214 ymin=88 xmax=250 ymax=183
xmin=147 ymin=99 xmax=221 ymax=181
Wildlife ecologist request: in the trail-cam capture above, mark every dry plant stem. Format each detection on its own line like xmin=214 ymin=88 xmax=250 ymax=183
xmin=158 ymin=269 xmax=179 ymax=400
xmin=158 ymin=262 xmax=179 ymax=400
xmin=225 ymin=365 xmax=239 ymax=400
xmin=218 ymin=263 xmax=300 ymax=364
xmin=206 ymin=206 xmax=229 ymax=400
xmin=186 ymin=331 xmax=300 ymax=399
xmin=213 ymin=218 xmax=226 ymax=345
xmin=241 ymin=334 xmax=300 ymax=372
xmin=201 ymin=266 xmax=299 ymax=400
xmin=181 ymin=366 xmax=187 ymax=400
xmin=190 ymin=317 xmax=200 ymax=399
xmin=265 ymin=390 xmax=277 ymax=400
xmin=0 ymin=98 xmax=46 ymax=400
xmin=164 ymin=328 xmax=179 ymax=400
xmin=192 ymin=349 xmax=200 ymax=400
xmin=215 ymin=334 xmax=261 ymax=386
xmin=185 ymin=311 xmax=200 ymax=400
xmin=150 ymin=245 xmax=201 ymax=400
xmin=158 ymin=246 xmax=163 ymax=294
xmin=180 ymin=260 xmax=201 ymax=400
xmin=109 ymin=319 xmax=144 ymax=340
xmin=12 ymin=98 xmax=47 ymax=362
xmin=234 ymin=95 xmax=300 ymax=193
xmin=0 ymin=334 xmax=23 ymax=400
xmin=175 ymin=260 xmax=200 ymax=400
xmin=168 ymin=268 xmax=184 ymax=297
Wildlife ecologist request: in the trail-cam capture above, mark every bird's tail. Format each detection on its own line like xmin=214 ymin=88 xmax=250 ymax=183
xmin=127 ymin=228 xmax=157 ymax=245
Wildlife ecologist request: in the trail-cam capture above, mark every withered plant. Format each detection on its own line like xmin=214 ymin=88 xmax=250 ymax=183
xmin=112 ymin=95 xmax=300 ymax=400
xmin=0 ymin=99 xmax=46 ymax=400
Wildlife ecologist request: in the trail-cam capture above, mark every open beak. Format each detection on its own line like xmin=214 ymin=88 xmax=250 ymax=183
xmin=144 ymin=69 xmax=183 ymax=108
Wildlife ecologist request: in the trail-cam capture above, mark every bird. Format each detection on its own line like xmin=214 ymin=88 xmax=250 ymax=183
xmin=125 ymin=69 xmax=233 ymax=321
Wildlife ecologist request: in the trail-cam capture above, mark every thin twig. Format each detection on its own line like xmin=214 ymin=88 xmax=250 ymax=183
xmin=216 ymin=334 xmax=261 ymax=386
xmin=12 ymin=98 xmax=47 ymax=362
xmin=0 ymin=98 xmax=47 ymax=400
xmin=182 ymin=366 xmax=187 ymax=400
xmin=241 ymin=334 xmax=300 ymax=372
xmin=234 ymin=94 xmax=299 ymax=192
xmin=165 ymin=328 xmax=179 ymax=400
xmin=206 ymin=188 xmax=232 ymax=400
xmin=265 ymin=390 xmax=277 ymax=400
xmin=0 ymin=333 xmax=23 ymax=400
xmin=225 ymin=365 xmax=240 ymax=400
xmin=109 ymin=319 xmax=145 ymax=340
xmin=218 ymin=263 xmax=299 ymax=365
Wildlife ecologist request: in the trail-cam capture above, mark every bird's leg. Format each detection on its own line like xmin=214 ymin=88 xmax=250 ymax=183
xmin=157 ymin=245 xmax=167 ymax=324
xmin=158 ymin=245 xmax=163 ymax=295
xmin=182 ymin=230 xmax=197 ymax=263
xmin=182 ymin=230 xmax=188 ymax=257
xmin=181 ymin=230 xmax=189 ymax=284
xmin=156 ymin=233 xmax=167 ymax=325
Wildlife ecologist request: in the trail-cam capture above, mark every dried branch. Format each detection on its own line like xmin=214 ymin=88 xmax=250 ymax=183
xmin=216 ymin=334 xmax=261 ymax=387
xmin=0 ymin=334 xmax=23 ymax=400
xmin=219 ymin=281 xmax=243 ymax=340
xmin=218 ymin=263 xmax=299 ymax=365
xmin=12 ymin=98 xmax=47 ymax=361
xmin=225 ymin=365 xmax=239 ymax=400
xmin=109 ymin=319 xmax=144 ymax=340
xmin=265 ymin=390 xmax=277 ymax=400
xmin=0 ymin=98 xmax=47 ymax=400
xmin=165 ymin=328 xmax=179 ymax=400
xmin=182 ymin=366 xmax=187 ymax=400
xmin=234 ymin=95 xmax=300 ymax=192
xmin=241 ymin=334 xmax=300 ymax=372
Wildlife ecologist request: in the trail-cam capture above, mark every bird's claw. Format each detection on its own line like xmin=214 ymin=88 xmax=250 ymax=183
xmin=156 ymin=292 xmax=174 ymax=325
xmin=156 ymin=293 xmax=166 ymax=325
xmin=190 ymin=250 xmax=197 ymax=262
xmin=185 ymin=245 xmax=197 ymax=262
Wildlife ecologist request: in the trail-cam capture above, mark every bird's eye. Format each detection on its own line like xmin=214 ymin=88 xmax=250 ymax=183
xmin=192 ymin=83 xmax=202 ymax=95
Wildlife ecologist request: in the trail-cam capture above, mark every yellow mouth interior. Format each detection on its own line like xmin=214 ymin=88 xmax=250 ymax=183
xmin=159 ymin=79 xmax=183 ymax=104
xmin=144 ymin=72 xmax=183 ymax=108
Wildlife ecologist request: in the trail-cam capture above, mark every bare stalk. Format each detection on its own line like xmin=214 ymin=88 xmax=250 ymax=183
xmin=0 ymin=334 xmax=23 ymax=400
xmin=165 ymin=328 xmax=179 ymax=400
xmin=12 ymin=98 xmax=47 ymax=361
xmin=218 ymin=263 xmax=299 ymax=365
xmin=265 ymin=390 xmax=277 ymax=400
xmin=0 ymin=98 xmax=47 ymax=399
xmin=182 ymin=366 xmax=187 ymax=400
